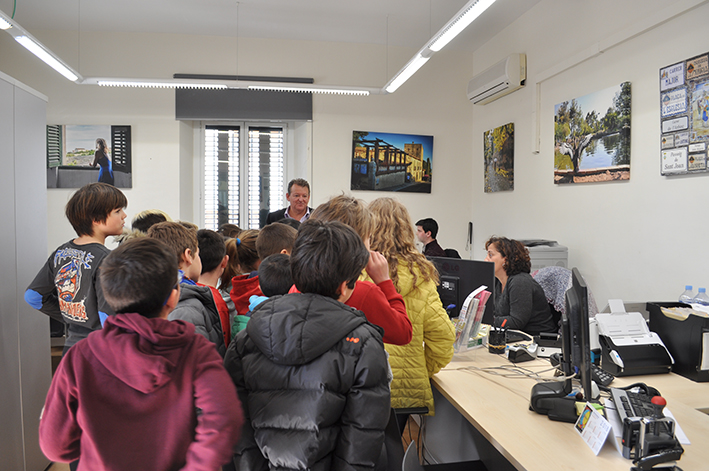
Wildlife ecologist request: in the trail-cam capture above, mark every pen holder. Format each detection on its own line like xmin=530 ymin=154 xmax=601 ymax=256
xmin=488 ymin=328 xmax=506 ymax=354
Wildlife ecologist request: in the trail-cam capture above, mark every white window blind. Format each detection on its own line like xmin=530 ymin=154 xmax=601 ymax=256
xmin=204 ymin=125 xmax=284 ymax=230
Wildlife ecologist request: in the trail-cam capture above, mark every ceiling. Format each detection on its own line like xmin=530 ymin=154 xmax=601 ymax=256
xmin=4 ymin=0 xmax=542 ymax=52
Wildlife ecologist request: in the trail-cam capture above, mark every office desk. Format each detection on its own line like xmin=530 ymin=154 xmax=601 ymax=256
xmin=431 ymin=349 xmax=709 ymax=471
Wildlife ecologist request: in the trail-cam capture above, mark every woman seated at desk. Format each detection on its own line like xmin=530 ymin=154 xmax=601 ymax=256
xmin=485 ymin=236 xmax=556 ymax=335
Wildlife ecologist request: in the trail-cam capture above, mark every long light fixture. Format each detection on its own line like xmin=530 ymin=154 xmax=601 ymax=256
xmin=247 ymin=85 xmax=371 ymax=96
xmin=384 ymin=53 xmax=431 ymax=94
xmin=383 ymin=0 xmax=497 ymax=93
xmin=0 ymin=9 xmax=82 ymax=82
xmin=2 ymin=1 xmax=496 ymax=95
xmin=428 ymin=0 xmax=497 ymax=52
xmin=86 ymin=78 xmax=228 ymax=89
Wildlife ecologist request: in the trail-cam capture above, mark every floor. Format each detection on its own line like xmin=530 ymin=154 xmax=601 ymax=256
xmin=47 ymin=463 xmax=68 ymax=471
xmin=45 ymin=418 xmax=421 ymax=470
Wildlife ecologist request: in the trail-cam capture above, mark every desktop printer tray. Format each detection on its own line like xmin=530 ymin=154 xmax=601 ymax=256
xmin=599 ymin=335 xmax=672 ymax=377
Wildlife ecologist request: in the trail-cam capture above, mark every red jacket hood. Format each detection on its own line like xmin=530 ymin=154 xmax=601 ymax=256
xmin=85 ymin=313 xmax=196 ymax=394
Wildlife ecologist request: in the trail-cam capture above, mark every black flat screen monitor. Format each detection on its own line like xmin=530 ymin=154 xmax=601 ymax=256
xmin=428 ymin=257 xmax=495 ymax=324
xmin=561 ymin=267 xmax=593 ymax=401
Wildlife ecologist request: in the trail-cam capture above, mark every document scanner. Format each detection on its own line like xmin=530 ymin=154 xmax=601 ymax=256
xmin=596 ymin=301 xmax=673 ymax=377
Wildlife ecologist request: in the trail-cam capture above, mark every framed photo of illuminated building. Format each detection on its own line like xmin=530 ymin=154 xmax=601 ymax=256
xmin=351 ymin=130 xmax=433 ymax=193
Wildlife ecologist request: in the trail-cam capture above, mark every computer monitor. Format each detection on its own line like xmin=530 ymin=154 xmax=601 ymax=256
xmin=428 ymin=257 xmax=495 ymax=323
xmin=562 ymin=267 xmax=593 ymax=401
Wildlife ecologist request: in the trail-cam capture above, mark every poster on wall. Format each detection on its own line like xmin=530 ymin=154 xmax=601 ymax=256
xmin=351 ymin=131 xmax=433 ymax=193
xmin=553 ymin=82 xmax=631 ymax=184
xmin=659 ymin=51 xmax=709 ymax=175
xmin=46 ymin=124 xmax=132 ymax=188
xmin=483 ymin=123 xmax=514 ymax=192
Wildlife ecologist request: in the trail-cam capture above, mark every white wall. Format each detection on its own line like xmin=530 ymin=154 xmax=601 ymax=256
xmin=2 ymin=0 xmax=707 ymax=308
xmin=469 ymin=0 xmax=709 ymax=306
xmin=0 ymin=29 xmax=475 ymax=256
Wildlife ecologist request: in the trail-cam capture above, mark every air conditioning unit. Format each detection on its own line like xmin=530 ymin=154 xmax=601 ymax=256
xmin=467 ymin=53 xmax=526 ymax=105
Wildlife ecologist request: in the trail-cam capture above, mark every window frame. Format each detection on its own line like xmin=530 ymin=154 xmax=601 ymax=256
xmin=197 ymin=121 xmax=291 ymax=230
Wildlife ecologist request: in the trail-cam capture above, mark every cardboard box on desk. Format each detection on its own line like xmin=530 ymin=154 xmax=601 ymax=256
xmin=648 ymin=301 xmax=709 ymax=382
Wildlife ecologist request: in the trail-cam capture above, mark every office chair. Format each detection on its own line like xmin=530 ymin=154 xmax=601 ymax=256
xmin=395 ymin=407 xmax=429 ymax=434
xmin=386 ymin=409 xmax=406 ymax=471
xmin=532 ymin=266 xmax=599 ymax=331
xmin=402 ymin=441 xmax=488 ymax=471
xmin=443 ymin=248 xmax=461 ymax=259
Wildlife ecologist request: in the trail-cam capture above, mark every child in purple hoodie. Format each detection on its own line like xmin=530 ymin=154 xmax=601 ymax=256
xmin=39 ymin=238 xmax=243 ymax=471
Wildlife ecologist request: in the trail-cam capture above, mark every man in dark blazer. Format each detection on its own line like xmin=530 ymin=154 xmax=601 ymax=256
xmin=265 ymin=178 xmax=313 ymax=225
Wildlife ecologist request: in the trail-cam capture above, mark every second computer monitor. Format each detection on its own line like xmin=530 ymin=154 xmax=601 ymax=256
xmin=428 ymin=257 xmax=495 ymax=324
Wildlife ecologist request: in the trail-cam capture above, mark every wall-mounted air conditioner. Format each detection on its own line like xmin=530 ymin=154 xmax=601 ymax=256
xmin=467 ymin=53 xmax=526 ymax=105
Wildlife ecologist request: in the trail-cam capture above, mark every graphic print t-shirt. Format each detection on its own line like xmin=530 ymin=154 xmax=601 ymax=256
xmin=26 ymin=241 xmax=113 ymax=344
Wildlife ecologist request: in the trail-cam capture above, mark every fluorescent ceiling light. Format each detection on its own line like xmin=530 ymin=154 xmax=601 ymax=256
xmin=428 ymin=0 xmax=497 ymax=52
xmin=248 ymin=85 xmax=370 ymax=96
xmin=15 ymin=36 xmax=80 ymax=82
xmin=384 ymin=54 xmax=430 ymax=94
xmin=95 ymin=79 xmax=227 ymax=89
xmin=1 ymin=9 xmax=82 ymax=82
xmin=382 ymin=0 xmax=496 ymax=93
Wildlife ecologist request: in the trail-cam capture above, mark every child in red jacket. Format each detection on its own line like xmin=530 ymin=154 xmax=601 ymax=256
xmin=39 ymin=238 xmax=243 ymax=471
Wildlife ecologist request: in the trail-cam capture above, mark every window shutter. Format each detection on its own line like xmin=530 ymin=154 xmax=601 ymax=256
xmin=46 ymin=125 xmax=62 ymax=168
xmin=111 ymin=126 xmax=132 ymax=173
xmin=248 ymin=127 xmax=284 ymax=228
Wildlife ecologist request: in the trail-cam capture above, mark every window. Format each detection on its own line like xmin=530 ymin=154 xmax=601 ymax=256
xmin=203 ymin=124 xmax=285 ymax=230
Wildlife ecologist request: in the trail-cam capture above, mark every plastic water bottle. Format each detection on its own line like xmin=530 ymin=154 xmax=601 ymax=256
xmin=679 ymin=285 xmax=694 ymax=304
xmin=692 ymin=288 xmax=709 ymax=306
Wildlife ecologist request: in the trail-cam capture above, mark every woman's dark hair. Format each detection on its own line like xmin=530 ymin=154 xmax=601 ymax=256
xmin=100 ymin=238 xmax=178 ymax=318
xmin=485 ymin=236 xmax=531 ymax=276
xmin=291 ymin=220 xmax=369 ymax=299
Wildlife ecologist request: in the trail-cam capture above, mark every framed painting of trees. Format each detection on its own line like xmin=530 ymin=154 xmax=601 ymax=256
xmin=484 ymin=123 xmax=514 ymax=193
xmin=554 ymin=82 xmax=631 ymax=184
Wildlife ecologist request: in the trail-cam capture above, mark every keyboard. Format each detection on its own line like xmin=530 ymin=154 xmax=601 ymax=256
xmin=591 ymin=364 xmax=614 ymax=387
xmin=506 ymin=330 xmax=532 ymax=343
xmin=610 ymin=388 xmax=658 ymax=421
xmin=610 ymin=387 xmax=674 ymax=460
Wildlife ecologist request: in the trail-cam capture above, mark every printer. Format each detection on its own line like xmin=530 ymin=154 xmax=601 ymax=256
xmin=596 ymin=300 xmax=673 ymax=377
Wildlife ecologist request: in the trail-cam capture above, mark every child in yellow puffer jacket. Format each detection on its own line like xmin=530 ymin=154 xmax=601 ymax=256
xmin=367 ymin=198 xmax=455 ymax=419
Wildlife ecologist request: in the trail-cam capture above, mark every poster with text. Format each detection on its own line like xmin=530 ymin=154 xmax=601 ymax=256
xmin=660 ymin=52 xmax=709 ymax=176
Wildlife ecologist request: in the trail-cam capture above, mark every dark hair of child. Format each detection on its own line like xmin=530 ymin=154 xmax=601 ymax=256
xmin=99 ymin=238 xmax=178 ymax=318
xmin=65 ymin=182 xmax=128 ymax=237
xmin=217 ymin=223 xmax=242 ymax=238
xmin=197 ymin=229 xmax=227 ymax=274
xmin=290 ymin=220 xmax=369 ymax=299
xmin=147 ymin=222 xmax=198 ymax=262
xmin=256 ymin=223 xmax=297 ymax=260
xmin=131 ymin=210 xmax=170 ymax=233
xmin=257 ymin=254 xmax=293 ymax=297
xmin=274 ymin=218 xmax=300 ymax=230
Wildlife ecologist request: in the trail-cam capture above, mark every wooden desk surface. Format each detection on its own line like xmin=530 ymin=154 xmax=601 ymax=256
xmin=432 ymin=348 xmax=709 ymax=471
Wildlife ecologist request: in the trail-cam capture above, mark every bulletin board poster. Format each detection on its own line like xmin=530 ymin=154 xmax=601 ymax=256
xmin=660 ymin=52 xmax=709 ymax=175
